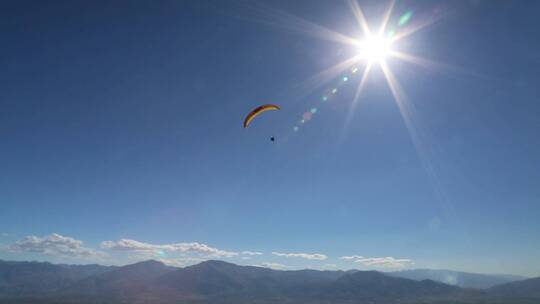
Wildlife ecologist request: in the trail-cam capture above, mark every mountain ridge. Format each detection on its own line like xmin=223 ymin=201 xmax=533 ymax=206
xmin=0 ymin=259 xmax=538 ymax=304
xmin=489 ymin=277 xmax=540 ymax=298
xmin=389 ymin=268 xmax=528 ymax=289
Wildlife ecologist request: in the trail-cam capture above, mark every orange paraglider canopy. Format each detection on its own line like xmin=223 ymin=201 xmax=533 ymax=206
xmin=243 ymin=104 xmax=280 ymax=128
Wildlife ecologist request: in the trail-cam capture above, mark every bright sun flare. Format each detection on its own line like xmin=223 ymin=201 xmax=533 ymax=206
xmin=358 ymin=34 xmax=392 ymax=62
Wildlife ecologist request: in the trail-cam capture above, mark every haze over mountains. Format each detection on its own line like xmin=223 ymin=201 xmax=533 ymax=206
xmin=0 ymin=259 xmax=538 ymax=304
xmin=389 ymin=269 xmax=527 ymax=289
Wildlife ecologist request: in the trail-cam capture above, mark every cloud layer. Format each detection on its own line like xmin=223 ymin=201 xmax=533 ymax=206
xmin=8 ymin=233 xmax=105 ymax=259
xmin=101 ymin=239 xmax=239 ymax=258
xmin=272 ymin=251 xmax=327 ymax=260
xmin=340 ymin=255 xmax=414 ymax=268
xmin=2 ymin=233 xmax=414 ymax=271
xmin=242 ymin=251 xmax=263 ymax=256
xmin=257 ymin=262 xmax=287 ymax=269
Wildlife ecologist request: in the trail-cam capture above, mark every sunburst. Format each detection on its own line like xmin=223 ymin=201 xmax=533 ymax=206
xmin=248 ymin=0 xmax=459 ymax=222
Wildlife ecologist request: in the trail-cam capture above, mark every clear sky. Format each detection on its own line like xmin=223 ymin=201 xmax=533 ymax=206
xmin=1 ymin=0 xmax=539 ymax=277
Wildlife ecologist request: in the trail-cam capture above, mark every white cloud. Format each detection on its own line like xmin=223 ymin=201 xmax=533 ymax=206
xmin=7 ymin=233 xmax=105 ymax=259
xmin=1 ymin=233 xmax=9 ymax=237
xmin=257 ymin=262 xmax=287 ymax=269
xmin=101 ymin=239 xmax=238 ymax=258
xmin=272 ymin=251 xmax=327 ymax=260
xmin=241 ymin=251 xmax=263 ymax=256
xmin=323 ymin=263 xmax=338 ymax=268
xmin=340 ymin=255 xmax=365 ymax=260
xmin=155 ymin=257 xmax=205 ymax=267
xmin=156 ymin=258 xmax=184 ymax=267
xmin=341 ymin=255 xmax=414 ymax=268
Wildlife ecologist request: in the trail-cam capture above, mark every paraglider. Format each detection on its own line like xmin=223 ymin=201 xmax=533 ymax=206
xmin=243 ymin=104 xmax=280 ymax=128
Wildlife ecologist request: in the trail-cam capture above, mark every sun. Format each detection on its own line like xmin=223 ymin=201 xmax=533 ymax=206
xmin=358 ymin=34 xmax=392 ymax=63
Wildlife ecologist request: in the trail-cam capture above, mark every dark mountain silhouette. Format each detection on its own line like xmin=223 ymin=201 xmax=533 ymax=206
xmin=390 ymin=269 xmax=527 ymax=289
xmin=489 ymin=277 xmax=540 ymax=298
xmin=0 ymin=259 xmax=537 ymax=304
xmin=324 ymin=270 xmax=466 ymax=300
xmin=157 ymin=260 xmax=344 ymax=299
xmin=0 ymin=260 xmax=113 ymax=296
xmin=60 ymin=260 xmax=175 ymax=297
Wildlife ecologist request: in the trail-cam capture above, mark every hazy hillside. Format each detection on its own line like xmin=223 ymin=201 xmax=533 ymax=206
xmin=390 ymin=269 xmax=527 ymax=289
xmin=324 ymin=270 xmax=466 ymax=299
xmin=60 ymin=260 xmax=176 ymax=301
xmin=0 ymin=259 xmax=538 ymax=304
xmin=489 ymin=277 xmax=540 ymax=298
xmin=0 ymin=260 xmax=114 ymax=297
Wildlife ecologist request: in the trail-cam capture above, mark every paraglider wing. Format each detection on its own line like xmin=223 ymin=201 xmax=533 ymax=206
xmin=243 ymin=104 xmax=280 ymax=128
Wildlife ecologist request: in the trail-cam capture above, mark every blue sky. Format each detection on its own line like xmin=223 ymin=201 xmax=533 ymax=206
xmin=1 ymin=0 xmax=539 ymax=276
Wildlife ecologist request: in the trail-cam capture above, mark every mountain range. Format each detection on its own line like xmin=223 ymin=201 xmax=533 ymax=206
xmin=389 ymin=269 xmax=527 ymax=289
xmin=0 ymin=259 xmax=538 ymax=304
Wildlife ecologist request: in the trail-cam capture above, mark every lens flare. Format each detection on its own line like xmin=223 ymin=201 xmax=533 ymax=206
xmin=272 ymin=0 xmax=460 ymax=239
xmin=398 ymin=11 xmax=413 ymax=27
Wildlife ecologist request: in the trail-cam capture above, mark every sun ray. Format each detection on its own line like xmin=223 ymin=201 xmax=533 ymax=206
xmin=380 ymin=61 xmax=458 ymax=226
xmin=261 ymin=0 xmax=464 ymax=236
xmin=246 ymin=2 xmax=360 ymax=46
xmin=340 ymin=62 xmax=372 ymax=141
xmin=378 ymin=0 xmax=396 ymax=36
xmin=390 ymin=13 xmax=443 ymax=42
xmin=293 ymin=55 xmax=360 ymax=101
xmin=350 ymin=62 xmax=372 ymax=112
xmin=379 ymin=61 xmax=419 ymax=155
xmin=347 ymin=0 xmax=371 ymax=37
xmin=389 ymin=50 xmax=478 ymax=76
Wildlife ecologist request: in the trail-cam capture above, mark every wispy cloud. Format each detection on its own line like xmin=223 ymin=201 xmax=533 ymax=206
xmin=272 ymin=251 xmax=327 ymax=260
xmin=257 ymin=262 xmax=287 ymax=269
xmin=241 ymin=251 xmax=263 ymax=256
xmin=101 ymin=239 xmax=238 ymax=258
xmin=155 ymin=258 xmax=185 ymax=267
xmin=6 ymin=233 xmax=105 ymax=259
xmin=340 ymin=255 xmax=365 ymax=260
xmin=154 ymin=257 xmax=205 ymax=267
xmin=340 ymin=255 xmax=414 ymax=268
